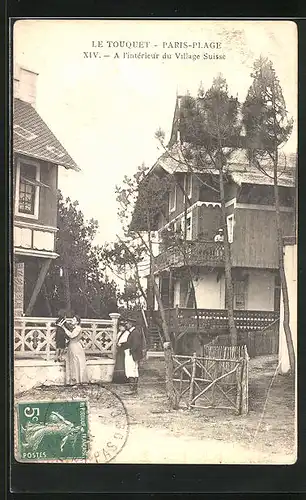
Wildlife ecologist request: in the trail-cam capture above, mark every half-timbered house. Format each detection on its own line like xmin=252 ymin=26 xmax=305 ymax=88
xmin=13 ymin=65 xmax=80 ymax=317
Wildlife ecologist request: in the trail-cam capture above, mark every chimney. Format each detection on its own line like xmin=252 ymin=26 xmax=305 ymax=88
xmin=13 ymin=64 xmax=38 ymax=107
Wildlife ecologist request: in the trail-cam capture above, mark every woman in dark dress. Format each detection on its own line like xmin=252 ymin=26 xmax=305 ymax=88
xmin=113 ymin=319 xmax=128 ymax=384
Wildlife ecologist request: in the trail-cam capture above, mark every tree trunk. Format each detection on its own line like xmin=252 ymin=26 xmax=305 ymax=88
xmin=146 ymin=262 xmax=154 ymax=312
xmin=219 ymin=165 xmax=238 ymax=345
xmin=186 ymin=265 xmax=199 ymax=330
xmin=135 ymin=224 xmax=178 ymax=408
xmin=84 ymin=301 xmax=88 ymax=318
xmin=151 ymin=265 xmax=170 ymax=341
xmin=182 ymin=192 xmax=199 ymax=330
xmin=42 ymin=283 xmax=53 ymax=316
xmin=63 ymin=266 xmax=72 ymax=316
xmin=274 ymin=163 xmax=295 ymax=375
xmin=164 ymin=341 xmax=179 ymax=409
xmin=84 ymin=276 xmax=88 ymax=317
xmin=151 ymin=268 xmax=178 ymax=408
xmin=147 ymin=227 xmax=178 ymax=408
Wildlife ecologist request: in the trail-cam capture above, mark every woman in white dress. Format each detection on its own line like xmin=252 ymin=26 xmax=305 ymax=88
xmin=113 ymin=319 xmax=128 ymax=383
xmin=117 ymin=318 xmax=143 ymax=394
xmin=59 ymin=315 xmax=88 ymax=385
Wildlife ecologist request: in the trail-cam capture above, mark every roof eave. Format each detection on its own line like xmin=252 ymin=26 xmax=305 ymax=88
xmin=14 ymin=149 xmax=80 ymax=172
xmin=233 ymin=179 xmax=294 ymax=188
xmin=58 ymin=163 xmax=81 ymax=172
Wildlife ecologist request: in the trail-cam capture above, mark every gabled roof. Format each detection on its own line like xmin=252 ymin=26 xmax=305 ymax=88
xmin=229 ymin=151 xmax=296 ymax=188
xmin=230 ymin=169 xmax=294 ymax=188
xmin=153 ymin=94 xmax=296 ymax=188
xmin=151 ymin=143 xmax=296 ymax=188
xmin=13 ymin=98 xmax=80 ymax=171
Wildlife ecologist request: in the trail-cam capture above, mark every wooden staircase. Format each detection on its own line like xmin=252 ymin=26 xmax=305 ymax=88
xmin=147 ymin=325 xmax=163 ymax=352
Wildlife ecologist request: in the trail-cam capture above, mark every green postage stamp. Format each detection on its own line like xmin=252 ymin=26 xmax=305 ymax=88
xmin=16 ymin=401 xmax=89 ymax=462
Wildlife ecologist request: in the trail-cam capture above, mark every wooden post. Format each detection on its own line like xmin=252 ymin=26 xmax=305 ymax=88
xmin=188 ymin=352 xmax=197 ymax=410
xmin=92 ymin=321 xmax=97 ymax=354
xmin=46 ymin=319 xmax=51 ymax=361
xmin=169 ymin=269 xmax=173 ymax=309
xmin=235 ymin=359 xmax=243 ymax=415
xmin=240 ymin=346 xmax=249 ymax=415
xmin=109 ymin=313 xmax=120 ymax=360
xmin=26 ymin=258 xmax=52 ymax=316
xmin=173 ymin=304 xmax=179 ymax=352
xmin=14 ymin=261 xmax=25 ymax=317
xmin=20 ymin=317 xmax=26 ymax=352
xmin=42 ymin=282 xmax=53 ymax=316
xmin=164 ymin=341 xmax=178 ymax=409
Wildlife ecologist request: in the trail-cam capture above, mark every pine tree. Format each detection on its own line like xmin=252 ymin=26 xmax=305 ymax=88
xmin=44 ymin=192 xmax=118 ymax=318
xmin=242 ymin=56 xmax=295 ymax=374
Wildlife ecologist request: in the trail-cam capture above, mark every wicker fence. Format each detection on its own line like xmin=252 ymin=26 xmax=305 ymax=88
xmin=172 ymin=344 xmax=249 ymax=414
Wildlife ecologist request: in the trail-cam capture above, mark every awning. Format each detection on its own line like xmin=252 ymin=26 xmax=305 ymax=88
xmin=20 ymin=176 xmax=51 ymax=189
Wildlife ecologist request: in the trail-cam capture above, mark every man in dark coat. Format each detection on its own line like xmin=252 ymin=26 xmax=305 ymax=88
xmin=122 ymin=318 xmax=144 ymax=395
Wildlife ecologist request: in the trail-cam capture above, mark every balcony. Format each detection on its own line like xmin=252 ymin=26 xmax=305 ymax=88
xmin=154 ymin=241 xmax=224 ymax=273
xmin=14 ymin=220 xmax=58 ymax=258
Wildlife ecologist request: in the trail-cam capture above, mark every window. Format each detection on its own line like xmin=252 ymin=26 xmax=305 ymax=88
xmin=184 ymin=174 xmax=192 ymax=199
xmin=227 ymin=214 xmax=234 ymax=243
xmin=225 ymin=275 xmax=248 ymax=310
xmin=181 ymin=213 xmax=192 ymax=240
xmin=186 ymin=215 xmax=192 ymax=240
xmin=15 ymin=159 xmax=40 ymax=219
xmin=186 ymin=281 xmax=195 ymax=308
xmin=174 ymin=219 xmax=182 ymax=236
xmin=233 ymin=279 xmax=247 ymax=310
xmin=169 ymin=184 xmax=177 ymax=212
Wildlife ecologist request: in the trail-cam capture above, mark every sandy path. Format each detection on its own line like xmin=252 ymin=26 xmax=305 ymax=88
xmin=14 ymin=355 xmax=296 ymax=465
xmin=112 ymin=422 xmax=295 ymax=465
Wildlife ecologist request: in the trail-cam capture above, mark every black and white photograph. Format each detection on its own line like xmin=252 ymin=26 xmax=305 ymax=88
xmin=12 ymin=19 xmax=297 ymax=464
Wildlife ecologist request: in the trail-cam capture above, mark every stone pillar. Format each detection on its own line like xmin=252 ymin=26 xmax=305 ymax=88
xmin=14 ymin=261 xmax=24 ymax=317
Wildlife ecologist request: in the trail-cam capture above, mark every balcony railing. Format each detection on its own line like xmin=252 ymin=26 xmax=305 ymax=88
xmin=172 ymin=308 xmax=279 ymax=333
xmin=154 ymin=241 xmax=224 ymax=272
xmin=149 ymin=308 xmax=279 ymax=336
xmin=14 ymin=314 xmax=120 ymax=360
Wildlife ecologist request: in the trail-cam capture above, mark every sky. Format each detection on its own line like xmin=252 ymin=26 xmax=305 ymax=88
xmin=13 ymin=20 xmax=297 ymax=248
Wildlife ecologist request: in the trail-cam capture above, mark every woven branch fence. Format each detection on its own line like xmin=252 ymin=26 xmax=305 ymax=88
xmin=172 ymin=344 xmax=249 ymax=415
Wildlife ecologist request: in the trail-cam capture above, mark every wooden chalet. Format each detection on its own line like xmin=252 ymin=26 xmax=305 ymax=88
xmin=132 ymin=96 xmax=297 ymax=354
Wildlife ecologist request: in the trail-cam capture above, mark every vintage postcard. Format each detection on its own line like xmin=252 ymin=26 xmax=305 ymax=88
xmin=12 ymin=19 xmax=297 ymax=465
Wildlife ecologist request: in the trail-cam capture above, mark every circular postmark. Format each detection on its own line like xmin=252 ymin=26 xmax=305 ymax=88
xmin=83 ymin=384 xmax=129 ymax=463
xmin=14 ymin=383 xmax=129 ymax=464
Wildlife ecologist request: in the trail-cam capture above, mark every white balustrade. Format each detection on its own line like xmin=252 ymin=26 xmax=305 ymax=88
xmin=14 ymin=315 xmax=119 ymax=360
